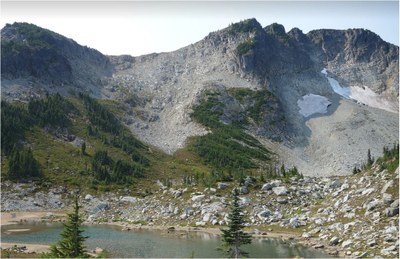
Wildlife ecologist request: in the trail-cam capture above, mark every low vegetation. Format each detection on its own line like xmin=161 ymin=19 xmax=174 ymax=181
xmin=353 ymin=144 xmax=398 ymax=174
xmin=236 ymin=39 xmax=257 ymax=56
xmin=227 ymin=88 xmax=275 ymax=124
xmin=1 ymin=94 xmax=153 ymax=192
xmin=228 ymin=19 xmax=261 ymax=35
xmin=190 ymin=91 xmax=271 ymax=173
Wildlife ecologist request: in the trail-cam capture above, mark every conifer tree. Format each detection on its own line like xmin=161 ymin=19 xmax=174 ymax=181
xmin=367 ymin=149 xmax=374 ymax=166
xmin=48 ymin=195 xmax=88 ymax=258
xmin=81 ymin=142 xmax=86 ymax=155
xmin=220 ymin=189 xmax=252 ymax=258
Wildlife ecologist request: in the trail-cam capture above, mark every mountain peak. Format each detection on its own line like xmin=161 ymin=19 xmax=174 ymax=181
xmin=1 ymin=22 xmax=112 ymax=97
xmin=227 ymin=18 xmax=263 ymax=35
xmin=264 ymin=23 xmax=286 ymax=36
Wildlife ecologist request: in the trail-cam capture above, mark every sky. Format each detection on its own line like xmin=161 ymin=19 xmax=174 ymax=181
xmin=1 ymin=1 xmax=399 ymax=56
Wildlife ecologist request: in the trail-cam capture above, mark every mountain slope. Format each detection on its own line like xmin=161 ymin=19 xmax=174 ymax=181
xmin=1 ymin=22 xmax=112 ymax=100
xmin=1 ymin=20 xmax=398 ymax=176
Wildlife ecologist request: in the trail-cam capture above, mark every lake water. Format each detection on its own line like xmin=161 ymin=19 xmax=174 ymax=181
xmin=1 ymin=222 xmax=331 ymax=258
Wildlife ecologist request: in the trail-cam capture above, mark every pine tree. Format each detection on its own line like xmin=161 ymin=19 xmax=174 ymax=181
xmin=81 ymin=142 xmax=86 ymax=155
xmin=367 ymin=149 xmax=374 ymax=166
xmin=48 ymin=195 xmax=88 ymax=258
xmin=220 ymin=189 xmax=252 ymax=258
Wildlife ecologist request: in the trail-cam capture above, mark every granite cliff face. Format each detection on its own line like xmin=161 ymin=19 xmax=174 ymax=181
xmin=307 ymin=28 xmax=399 ymax=97
xmin=1 ymin=20 xmax=398 ymax=176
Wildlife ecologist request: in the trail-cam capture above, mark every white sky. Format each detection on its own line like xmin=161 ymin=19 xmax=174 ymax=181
xmin=1 ymin=1 xmax=399 ymax=56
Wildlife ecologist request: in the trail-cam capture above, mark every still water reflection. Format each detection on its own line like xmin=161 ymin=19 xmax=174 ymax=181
xmin=1 ymin=222 xmax=331 ymax=258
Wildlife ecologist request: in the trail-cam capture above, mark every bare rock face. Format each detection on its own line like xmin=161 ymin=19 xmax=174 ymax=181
xmin=1 ymin=22 xmax=112 ymax=100
xmin=307 ymin=28 xmax=399 ymax=98
xmin=1 ymin=19 xmax=398 ymax=176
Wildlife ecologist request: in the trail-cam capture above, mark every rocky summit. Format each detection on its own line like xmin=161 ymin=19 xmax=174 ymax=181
xmin=1 ymin=19 xmax=397 ymax=176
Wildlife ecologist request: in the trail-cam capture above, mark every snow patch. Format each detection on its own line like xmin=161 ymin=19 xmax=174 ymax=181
xmin=321 ymin=69 xmax=398 ymax=113
xmin=297 ymin=94 xmax=331 ymax=117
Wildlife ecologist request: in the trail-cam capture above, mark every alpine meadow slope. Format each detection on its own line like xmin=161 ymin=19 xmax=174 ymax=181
xmin=1 ymin=19 xmax=399 ymax=176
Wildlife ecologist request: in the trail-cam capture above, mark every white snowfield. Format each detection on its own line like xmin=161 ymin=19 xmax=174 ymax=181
xmin=297 ymin=94 xmax=331 ymax=117
xmin=321 ymin=68 xmax=398 ymax=113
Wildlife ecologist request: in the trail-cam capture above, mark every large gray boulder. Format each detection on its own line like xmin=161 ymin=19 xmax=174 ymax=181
xmin=217 ymin=182 xmax=229 ymax=189
xmin=385 ymin=207 xmax=399 ymax=217
xmin=272 ymin=186 xmax=288 ymax=196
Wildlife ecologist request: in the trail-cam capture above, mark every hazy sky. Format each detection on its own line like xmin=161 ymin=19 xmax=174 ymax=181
xmin=1 ymin=1 xmax=399 ymax=56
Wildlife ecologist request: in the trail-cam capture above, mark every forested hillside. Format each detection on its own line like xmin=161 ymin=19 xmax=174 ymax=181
xmin=1 ymin=92 xmax=288 ymax=193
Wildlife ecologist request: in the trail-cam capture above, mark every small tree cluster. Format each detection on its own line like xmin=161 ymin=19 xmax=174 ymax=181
xmin=8 ymin=145 xmax=41 ymax=180
xmin=91 ymin=150 xmax=144 ymax=184
xmin=262 ymin=163 xmax=303 ymax=180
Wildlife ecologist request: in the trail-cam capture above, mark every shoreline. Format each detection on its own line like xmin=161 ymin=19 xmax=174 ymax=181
xmin=1 ymin=210 xmax=343 ymax=257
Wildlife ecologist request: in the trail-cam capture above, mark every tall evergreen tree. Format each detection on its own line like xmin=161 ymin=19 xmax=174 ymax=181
xmin=220 ymin=189 xmax=252 ymax=258
xmin=48 ymin=195 xmax=88 ymax=258
xmin=367 ymin=149 xmax=374 ymax=166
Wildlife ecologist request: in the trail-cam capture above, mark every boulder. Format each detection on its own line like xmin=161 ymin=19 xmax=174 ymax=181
xmin=261 ymin=183 xmax=274 ymax=191
xmin=89 ymin=202 xmax=109 ymax=216
xmin=191 ymin=195 xmax=205 ymax=202
xmin=217 ymin=182 xmax=229 ymax=189
xmin=367 ymin=239 xmax=377 ymax=246
xmin=366 ymin=200 xmax=383 ymax=211
xmin=270 ymin=212 xmax=283 ymax=222
xmin=384 ymin=226 xmax=398 ymax=234
xmin=184 ymin=207 xmax=194 ymax=216
xmin=381 ymin=245 xmax=397 ymax=255
xmin=342 ymin=240 xmax=353 ymax=248
xmin=272 ymin=186 xmax=288 ymax=196
xmin=257 ymin=210 xmax=272 ymax=220
xmin=95 ymin=247 xmax=104 ymax=254
xmin=203 ymin=213 xmax=212 ymax=222
xmin=201 ymin=202 xmax=223 ymax=215
xmin=382 ymin=193 xmax=394 ymax=205
xmin=361 ymin=188 xmax=375 ymax=195
xmin=277 ymin=197 xmax=288 ymax=204
xmin=195 ymin=221 xmax=206 ymax=227
xmin=390 ymin=199 xmax=399 ymax=208
xmin=239 ymin=197 xmax=251 ymax=206
xmin=204 ymin=188 xmax=216 ymax=194
xmin=288 ymin=217 xmax=303 ymax=228
xmin=328 ymin=179 xmax=342 ymax=189
xmin=385 ymin=207 xmax=399 ymax=217
xmin=173 ymin=207 xmax=180 ymax=215
xmin=173 ymin=190 xmax=182 ymax=198
xmin=244 ymin=176 xmax=253 ymax=187
xmin=84 ymin=194 xmax=93 ymax=201
xmin=340 ymin=183 xmax=350 ymax=191
xmin=120 ymin=196 xmax=137 ymax=203
xmin=329 ymin=237 xmax=340 ymax=246
xmin=237 ymin=186 xmax=249 ymax=195
xmin=381 ymin=180 xmax=394 ymax=194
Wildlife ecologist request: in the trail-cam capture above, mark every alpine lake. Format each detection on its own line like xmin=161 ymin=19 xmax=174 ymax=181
xmin=1 ymin=222 xmax=332 ymax=258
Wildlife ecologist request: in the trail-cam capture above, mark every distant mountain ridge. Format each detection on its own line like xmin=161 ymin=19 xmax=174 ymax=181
xmin=1 ymin=22 xmax=112 ymax=98
xmin=1 ymin=19 xmax=398 ymax=176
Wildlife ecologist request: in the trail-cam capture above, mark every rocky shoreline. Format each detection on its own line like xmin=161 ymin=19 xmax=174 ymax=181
xmin=2 ymin=164 xmax=399 ymax=258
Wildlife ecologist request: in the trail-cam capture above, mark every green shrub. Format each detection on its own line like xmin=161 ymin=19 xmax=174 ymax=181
xmin=236 ymin=39 xmax=256 ymax=56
